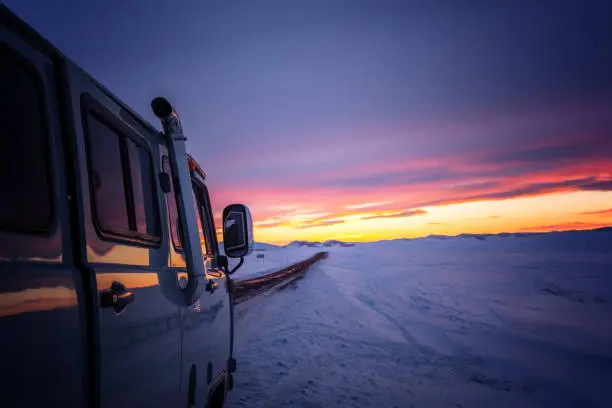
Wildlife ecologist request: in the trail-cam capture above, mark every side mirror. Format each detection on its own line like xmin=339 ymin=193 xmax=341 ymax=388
xmin=222 ymin=204 xmax=254 ymax=258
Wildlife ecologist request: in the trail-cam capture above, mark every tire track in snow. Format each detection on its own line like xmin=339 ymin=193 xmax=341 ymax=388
xmin=354 ymin=292 xmax=419 ymax=346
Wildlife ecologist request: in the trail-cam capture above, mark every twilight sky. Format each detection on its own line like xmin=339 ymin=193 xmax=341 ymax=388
xmin=7 ymin=0 xmax=612 ymax=244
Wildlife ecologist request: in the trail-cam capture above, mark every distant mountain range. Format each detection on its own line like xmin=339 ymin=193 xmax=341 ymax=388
xmin=286 ymin=240 xmax=356 ymax=248
xmin=220 ymin=226 xmax=612 ymax=252
xmin=388 ymin=226 xmax=612 ymax=242
xmin=284 ymin=227 xmax=612 ymax=246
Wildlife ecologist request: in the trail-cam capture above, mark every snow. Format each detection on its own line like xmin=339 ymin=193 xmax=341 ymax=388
xmin=226 ymin=246 xmax=322 ymax=280
xmin=226 ymin=234 xmax=612 ymax=408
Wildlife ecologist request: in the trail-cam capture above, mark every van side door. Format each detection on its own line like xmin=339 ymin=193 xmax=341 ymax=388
xmin=66 ymin=66 xmax=183 ymax=408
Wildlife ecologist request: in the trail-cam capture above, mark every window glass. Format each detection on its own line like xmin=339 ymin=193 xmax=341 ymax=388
xmin=162 ymin=156 xmax=183 ymax=251
xmin=129 ymin=140 xmax=160 ymax=236
xmin=0 ymin=44 xmax=53 ymax=233
xmin=86 ymin=114 xmax=130 ymax=232
xmin=199 ymin=185 xmax=217 ymax=255
xmin=192 ymin=183 xmax=218 ymax=256
xmin=191 ymin=186 xmax=207 ymax=256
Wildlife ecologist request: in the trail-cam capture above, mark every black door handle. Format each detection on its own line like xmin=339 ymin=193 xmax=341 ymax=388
xmin=205 ymin=279 xmax=218 ymax=293
xmin=100 ymin=281 xmax=135 ymax=314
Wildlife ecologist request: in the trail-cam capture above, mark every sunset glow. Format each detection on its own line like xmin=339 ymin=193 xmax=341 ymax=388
xmin=11 ymin=1 xmax=611 ymax=245
xmin=208 ymin=104 xmax=612 ymax=244
xmin=222 ymin=190 xmax=611 ymax=245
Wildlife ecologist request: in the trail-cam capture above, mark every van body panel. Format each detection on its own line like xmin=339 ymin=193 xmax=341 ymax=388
xmin=0 ymin=267 xmax=85 ymax=407
xmin=94 ymin=268 xmax=182 ymax=408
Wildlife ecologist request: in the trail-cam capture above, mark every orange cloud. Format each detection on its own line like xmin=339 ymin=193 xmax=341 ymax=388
xmin=518 ymin=222 xmax=612 ymax=232
xmin=580 ymin=208 xmax=612 ymax=215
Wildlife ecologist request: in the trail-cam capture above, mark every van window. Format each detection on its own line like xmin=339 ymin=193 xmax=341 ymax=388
xmin=192 ymin=183 xmax=217 ymax=256
xmin=162 ymin=156 xmax=183 ymax=251
xmin=192 ymin=186 xmax=208 ymax=256
xmin=86 ymin=114 xmax=130 ymax=232
xmin=0 ymin=44 xmax=53 ymax=234
xmin=83 ymin=97 xmax=160 ymax=245
xmin=128 ymin=140 xmax=159 ymax=236
xmin=199 ymin=184 xmax=218 ymax=254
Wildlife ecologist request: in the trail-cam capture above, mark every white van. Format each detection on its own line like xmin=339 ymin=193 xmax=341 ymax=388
xmin=0 ymin=5 xmax=253 ymax=408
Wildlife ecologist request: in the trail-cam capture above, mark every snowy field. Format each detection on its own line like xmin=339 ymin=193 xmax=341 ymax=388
xmin=226 ymin=233 xmax=612 ymax=408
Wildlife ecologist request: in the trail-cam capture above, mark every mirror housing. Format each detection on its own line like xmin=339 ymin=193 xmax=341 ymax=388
xmin=222 ymin=204 xmax=254 ymax=258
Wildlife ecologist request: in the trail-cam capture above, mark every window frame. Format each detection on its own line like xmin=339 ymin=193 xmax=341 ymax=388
xmin=0 ymin=42 xmax=55 ymax=236
xmin=162 ymin=155 xmax=184 ymax=252
xmin=81 ymin=93 xmax=161 ymax=247
xmin=191 ymin=184 xmax=208 ymax=257
xmin=191 ymin=181 xmax=219 ymax=257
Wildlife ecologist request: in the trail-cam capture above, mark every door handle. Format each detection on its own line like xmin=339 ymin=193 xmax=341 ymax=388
xmin=205 ymin=279 xmax=218 ymax=293
xmin=100 ymin=281 xmax=135 ymax=314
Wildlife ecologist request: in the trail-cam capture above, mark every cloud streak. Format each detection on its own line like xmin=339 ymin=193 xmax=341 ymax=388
xmin=580 ymin=208 xmax=612 ymax=215
xmin=295 ymin=219 xmax=346 ymax=229
xmin=519 ymin=222 xmax=612 ymax=232
xmin=362 ymin=209 xmax=427 ymax=220
xmin=418 ymin=177 xmax=610 ymax=208
xmin=345 ymin=201 xmax=394 ymax=210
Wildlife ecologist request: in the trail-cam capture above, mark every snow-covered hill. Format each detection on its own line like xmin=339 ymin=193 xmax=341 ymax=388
xmin=285 ymin=240 xmax=324 ymax=248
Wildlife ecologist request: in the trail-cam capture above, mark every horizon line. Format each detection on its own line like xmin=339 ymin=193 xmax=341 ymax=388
xmin=251 ymin=225 xmax=612 ymax=246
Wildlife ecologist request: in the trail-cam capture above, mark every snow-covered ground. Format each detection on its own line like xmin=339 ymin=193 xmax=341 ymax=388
xmin=227 ymin=246 xmax=322 ymax=280
xmin=226 ymin=234 xmax=612 ymax=408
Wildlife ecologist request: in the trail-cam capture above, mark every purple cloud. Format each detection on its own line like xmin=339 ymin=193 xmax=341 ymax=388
xmin=419 ymin=177 xmax=604 ymax=207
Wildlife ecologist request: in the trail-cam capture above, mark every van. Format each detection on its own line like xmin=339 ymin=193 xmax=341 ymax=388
xmin=0 ymin=5 xmax=253 ymax=407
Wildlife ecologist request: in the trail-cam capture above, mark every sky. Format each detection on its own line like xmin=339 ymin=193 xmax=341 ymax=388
xmin=6 ymin=0 xmax=612 ymax=244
